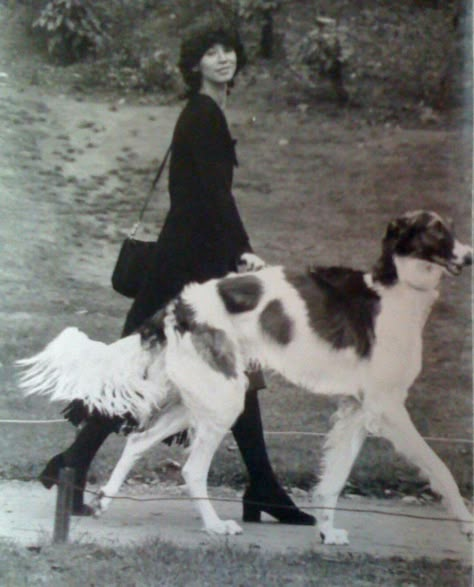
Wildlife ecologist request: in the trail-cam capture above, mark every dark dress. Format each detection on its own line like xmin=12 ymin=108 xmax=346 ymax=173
xmin=41 ymin=92 xmax=314 ymax=525
xmin=122 ymin=93 xmax=252 ymax=335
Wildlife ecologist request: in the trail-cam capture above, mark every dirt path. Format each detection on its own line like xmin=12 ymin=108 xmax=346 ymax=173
xmin=0 ymin=481 xmax=471 ymax=564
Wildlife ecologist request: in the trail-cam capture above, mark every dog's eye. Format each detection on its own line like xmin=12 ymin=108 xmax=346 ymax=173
xmin=430 ymin=220 xmax=450 ymax=239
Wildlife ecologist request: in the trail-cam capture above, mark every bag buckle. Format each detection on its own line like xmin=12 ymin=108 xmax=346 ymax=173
xmin=128 ymin=222 xmax=140 ymax=239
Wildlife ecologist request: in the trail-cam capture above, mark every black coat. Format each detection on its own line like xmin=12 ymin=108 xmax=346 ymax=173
xmin=122 ymin=94 xmax=252 ymax=335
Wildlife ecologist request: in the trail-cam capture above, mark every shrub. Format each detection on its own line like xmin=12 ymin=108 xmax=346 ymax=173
xmin=33 ymin=0 xmax=105 ymax=64
xmin=100 ymin=49 xmax=180 ymax=94
xmin=293 ymin=16 xmax=353 ymax=77
xmin=239 ymin=0 xmax=281 ymax=21
xmin=286 ymin=6 xmax=460 ymax=110
xmin=137 ymin=50 xmax=180 ymax=92
xmin=289 ymin=16 xmax=353 ymax=103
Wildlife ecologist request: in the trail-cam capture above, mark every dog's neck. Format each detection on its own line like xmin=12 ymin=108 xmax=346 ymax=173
xmin=372 ymin=254 xmax=444 ymax=292
xmin=369 ymin=256 xmax=441 ymax=331
xmin=393 ymin=256 xmax=444 ymax=293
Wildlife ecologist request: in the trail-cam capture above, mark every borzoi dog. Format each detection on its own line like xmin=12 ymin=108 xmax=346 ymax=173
xmin=18 ymin=211 xmax=473 ymax=543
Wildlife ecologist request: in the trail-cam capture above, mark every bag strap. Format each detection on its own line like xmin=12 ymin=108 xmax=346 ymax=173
xmin=129 ymin=144 xmax=172 ymax=238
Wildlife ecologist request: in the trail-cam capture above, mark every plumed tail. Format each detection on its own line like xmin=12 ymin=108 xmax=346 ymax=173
xmin=17 ymin=327 xmax=167 ymax=427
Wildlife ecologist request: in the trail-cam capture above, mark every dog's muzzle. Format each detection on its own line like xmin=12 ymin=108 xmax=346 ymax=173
xmin=446 ymin=243 xmax=473 ymax=275
xmin=431 ymin=243 xmax=472 ymax=276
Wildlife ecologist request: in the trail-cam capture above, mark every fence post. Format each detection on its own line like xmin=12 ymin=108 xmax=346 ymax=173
xmin=53 ymin=467 xmax=75 ymax=544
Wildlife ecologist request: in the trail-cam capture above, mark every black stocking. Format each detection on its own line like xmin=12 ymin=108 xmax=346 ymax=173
xmin=39 ymin=416 xmax=117 ymax=515
xmin=231 ymin=387 xmax=278 ymax=488
xmin=231 ymin=377 xmax=315 ymax=525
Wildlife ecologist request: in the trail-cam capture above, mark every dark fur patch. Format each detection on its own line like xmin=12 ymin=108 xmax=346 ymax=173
xmin=372 ymin=212 xmax=456 ymax=285
xmin=217 ymin=275 xmax=263 ymax=314
xmin=139 ymin=308 xmax=167 ymax=348
xmin=286 ymin=267 xmax=380 ymax=358
xmin=61 ymin=400 xmax=139 ymax=434
xmin=173 ymin=296 xmax=197 ymax=333
xmin=191 ymin=324 xmax=237 ymax=378
xmin=259 ymin=299 xmax=294 ymax=345
xmin=140 ymin=297 xmax=197 ymax=348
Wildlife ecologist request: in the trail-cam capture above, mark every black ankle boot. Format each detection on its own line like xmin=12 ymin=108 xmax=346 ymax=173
xmin=71 ymin=467 xmax=94 ymax=516
xmin=72 ymin=492 xmax=94 ymax=516
xmin=39 ymin=455 xmax=93 ymax=516
xmin=242 ymin=485 xmax=315 ymax=525
xmin=38 ymin=414 xmax=116 ymax=515
xmin=38 ymin=454 xmax=64 ymax=489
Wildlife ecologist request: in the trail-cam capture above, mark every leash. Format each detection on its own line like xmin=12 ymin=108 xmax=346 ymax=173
xmin=35 ymin=474 xmax=474 ymax=526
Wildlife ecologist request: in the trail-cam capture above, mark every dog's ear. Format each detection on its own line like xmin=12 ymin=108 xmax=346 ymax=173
xmin=372 ymin=216 xmax=410 ymax=286
xmin=444 ymin=216 xmax=455 ymax=232
xmin=383 ymin=217 xmax=410 ymax=245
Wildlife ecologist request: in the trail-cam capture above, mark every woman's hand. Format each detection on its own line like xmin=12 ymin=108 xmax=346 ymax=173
xmin=238 ymin=252 xmax=266 ymax=273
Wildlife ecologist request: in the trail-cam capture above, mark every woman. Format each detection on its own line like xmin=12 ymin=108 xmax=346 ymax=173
xmin=40 ymin=17 xmax=314 ymax=526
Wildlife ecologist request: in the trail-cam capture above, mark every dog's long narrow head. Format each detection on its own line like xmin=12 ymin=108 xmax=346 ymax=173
xmin=372 ymin=211 xmax=472 ymax=287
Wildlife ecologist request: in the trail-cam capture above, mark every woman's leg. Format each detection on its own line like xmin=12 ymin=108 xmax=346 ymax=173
xmin=39 ymin=414 xmax=118 ymax=515
xmin=38 ymin=261 xmax=174 ymax=513
xmin=231 ymin=375 xmax=315 ymax=525
xmin=38 ymin=278 xmax=166 ymax=513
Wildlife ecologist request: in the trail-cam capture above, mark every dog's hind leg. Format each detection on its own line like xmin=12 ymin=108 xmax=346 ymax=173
xmin=313 ymin=400 xmax=367 ymax=545
xmin=92 ymin=402 xmax=189 ymax=516
xmin=182 ymin=421 xmax=242 ymax=535
xmin=378 ymin=403 xmax=473 ymax=539
xmin=164 ymin=321 xmax=247 ymax=534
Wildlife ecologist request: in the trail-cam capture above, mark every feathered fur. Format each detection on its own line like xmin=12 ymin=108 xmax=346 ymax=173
xmin=18 ymin=327 xmax=168 ymax=428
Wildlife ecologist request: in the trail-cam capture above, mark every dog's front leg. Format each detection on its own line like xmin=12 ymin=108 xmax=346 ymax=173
xmin=379 ymin=403 xmax=473 ymax=539
xmin=92 ymin=403 xmax=189 ymax=516
xmin=182 ymin=422 xmax=242 ymax=535
xmin=314 ymin=400 xmax=367 ymax=545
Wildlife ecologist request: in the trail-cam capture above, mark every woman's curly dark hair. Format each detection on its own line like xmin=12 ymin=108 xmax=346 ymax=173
xmin=178 ymin=16 xmax=247 ymax=95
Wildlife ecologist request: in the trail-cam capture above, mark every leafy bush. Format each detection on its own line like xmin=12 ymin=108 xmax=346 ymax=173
xmin=239 ymin=0 xmax=283 ymax=58
xmin=286 ymin=5 xmax=460 ymax=109
xmin=288 ymin=16 xmax=353 ymax=103
xmin=137 ymin=50 xmax=180 ymax=92
xmin=33 ymin=0 xmax=105 ymax=64
xmin=239 ymin=0 xmax=281 ymax=20
xmin=293 ymin=16 xmax=352 ymax=77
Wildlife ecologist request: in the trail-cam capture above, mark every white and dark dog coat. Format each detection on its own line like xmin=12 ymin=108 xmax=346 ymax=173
xmin=18 ymin=211 xmax=473 ymax=540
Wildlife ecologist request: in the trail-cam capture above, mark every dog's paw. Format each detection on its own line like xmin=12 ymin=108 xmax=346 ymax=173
xmin=205 ymin=519 xmax=243 ymax=535
xmin=319 ymin=528 xmax=349 ymax=545
xmin=91 ymin=490 xmax=111 ymax=517
xmin=237 ymin=253 xmax=266 ymax=273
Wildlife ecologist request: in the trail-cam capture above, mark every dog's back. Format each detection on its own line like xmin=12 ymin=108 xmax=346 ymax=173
xmin=171 ymin=266 xmax=380 ymax=397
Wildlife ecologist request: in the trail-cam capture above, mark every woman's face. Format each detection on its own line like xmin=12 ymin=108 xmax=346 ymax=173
xmin=198 ymin=43 xmax=237 ymax=87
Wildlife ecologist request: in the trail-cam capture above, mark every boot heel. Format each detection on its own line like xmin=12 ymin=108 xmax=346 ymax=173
xmin=38 ymin=454 xmax=64 ymax=489
xmin=243 ymin=502 xmax=262 ymax=522
xmin=242 ymin=486 xmax=316 ymax=526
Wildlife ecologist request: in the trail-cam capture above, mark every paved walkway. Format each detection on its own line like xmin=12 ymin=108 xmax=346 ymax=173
xmin=0 ymin=481 xmax=471 ymax=563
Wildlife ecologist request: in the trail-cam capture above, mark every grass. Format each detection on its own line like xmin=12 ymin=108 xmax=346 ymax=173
xmin=0 ymin=540 xmax=471 ymax=587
